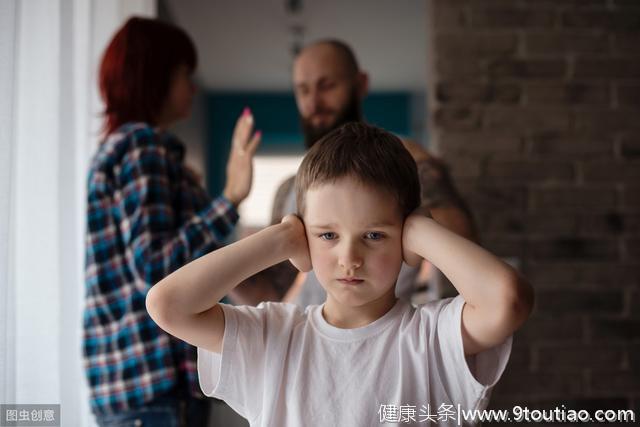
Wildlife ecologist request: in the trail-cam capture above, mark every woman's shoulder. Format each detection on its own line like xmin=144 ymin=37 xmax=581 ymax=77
xmin=88 ymin=124 xmax=154 ymax=181
xmin=93 ymin=122 xmax=168 ymax=166
xmin=103 ymin=122 xmax=159 ymax=149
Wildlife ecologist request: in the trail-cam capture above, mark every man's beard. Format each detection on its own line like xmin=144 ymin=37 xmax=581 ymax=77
xmin=300 ymin=89 xmax=362 ymax=149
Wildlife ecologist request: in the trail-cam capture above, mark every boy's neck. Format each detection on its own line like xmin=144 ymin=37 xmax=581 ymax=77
xmin=321 ymin=290 xmax=398 ymax=329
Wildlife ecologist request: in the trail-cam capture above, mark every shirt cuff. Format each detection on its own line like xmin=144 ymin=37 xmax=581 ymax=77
xmin=215 ymin=195 xmax=240 ymax=223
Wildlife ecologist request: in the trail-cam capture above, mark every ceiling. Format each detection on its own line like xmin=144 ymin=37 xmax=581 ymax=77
xmin=163 ymin=0 xmax=428 ymax=91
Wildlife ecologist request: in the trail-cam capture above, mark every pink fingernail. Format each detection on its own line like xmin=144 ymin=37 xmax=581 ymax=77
xmin=242 ymin=107 xmax=251 ymax=117
xmin=255 ymin=130 xmax=262 ymax=138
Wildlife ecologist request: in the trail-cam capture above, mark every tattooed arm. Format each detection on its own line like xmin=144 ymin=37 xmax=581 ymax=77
xmin=400 ymin=138 xmax=477 ymax=243
xmin=416 ymin=155 xmax=478 ymax=243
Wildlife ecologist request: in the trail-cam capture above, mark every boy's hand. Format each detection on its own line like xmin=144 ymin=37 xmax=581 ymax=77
xmin=402 ymin=213 xmax=424 ymax=267
xmin=281 ymin=214 xmax=312 ymax=272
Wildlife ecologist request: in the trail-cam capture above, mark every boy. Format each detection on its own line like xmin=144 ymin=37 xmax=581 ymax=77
xmin=146 ymin=123 xmax=534 ymax=426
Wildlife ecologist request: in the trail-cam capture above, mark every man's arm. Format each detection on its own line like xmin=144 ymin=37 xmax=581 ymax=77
xmin=416 ymin=155 xmax=478 ymax=242
xmin=227 ymin=176 xmax=299 ymax=305
xmin=403 ymin=215 xmax=534 ymax=356
xmin=146 ymin=218 xmax=310 ymax=354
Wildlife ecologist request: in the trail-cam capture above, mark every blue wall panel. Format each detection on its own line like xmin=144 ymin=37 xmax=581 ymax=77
xmin=205 ymin=92 xmax=416 ymax=194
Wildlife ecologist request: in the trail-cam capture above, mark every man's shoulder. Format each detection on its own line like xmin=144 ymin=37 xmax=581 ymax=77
xmin=275 ymin=175 xmax=296 ymax=197
xmin=271 ymin=175 xmax=297 ymax=224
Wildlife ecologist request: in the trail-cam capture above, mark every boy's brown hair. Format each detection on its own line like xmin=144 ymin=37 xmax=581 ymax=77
xmin=295 ymin=122 xmax=420 ymax=218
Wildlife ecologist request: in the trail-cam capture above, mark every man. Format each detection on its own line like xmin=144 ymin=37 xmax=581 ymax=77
xmin=230 ymin=39 xmax=476 ymax=306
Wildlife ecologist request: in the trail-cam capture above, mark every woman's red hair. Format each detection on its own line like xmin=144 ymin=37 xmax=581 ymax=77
xmin=99 ymin=17 xmax=197 ymax=135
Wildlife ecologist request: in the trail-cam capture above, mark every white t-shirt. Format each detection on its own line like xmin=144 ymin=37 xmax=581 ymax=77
xmin=198 ymin=296 xmax=512 ymax=427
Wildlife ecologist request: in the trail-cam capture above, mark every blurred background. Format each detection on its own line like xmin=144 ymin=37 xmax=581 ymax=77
xmin=163 ymin=0 xmax=428 ymax=230
xmin=1 ymin=0 xmax=639 ymax=425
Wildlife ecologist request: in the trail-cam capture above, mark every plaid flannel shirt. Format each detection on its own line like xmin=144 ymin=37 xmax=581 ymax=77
xmin=83 ymin=123 xmax=238 ymax=414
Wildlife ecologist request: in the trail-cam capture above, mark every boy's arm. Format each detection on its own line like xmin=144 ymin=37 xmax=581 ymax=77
xmin=403 ymin=215 xmax=534 ymax=356
xmin=146 ymin=217 xmax=310 ymax=353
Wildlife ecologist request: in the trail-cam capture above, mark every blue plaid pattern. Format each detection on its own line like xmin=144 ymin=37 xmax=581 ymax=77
xmin=83 ymin=123 xmax=238 ymax=415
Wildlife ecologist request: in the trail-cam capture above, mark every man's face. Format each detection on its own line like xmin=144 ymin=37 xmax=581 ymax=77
xmin=293 ymin=45 xmax=362 ymax=148
xmin=303 ymin=177 xmax=404 ymax=311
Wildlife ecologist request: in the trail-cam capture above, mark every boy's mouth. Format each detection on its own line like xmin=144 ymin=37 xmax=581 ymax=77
xmin=337 ymin=277 xmax=364 ymax=285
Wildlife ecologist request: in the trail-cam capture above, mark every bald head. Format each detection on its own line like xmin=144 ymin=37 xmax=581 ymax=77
xmin=293 ymin=40 xmax=368 ymax=148
xmin=295 ymin=40 xmax=360 ymax=77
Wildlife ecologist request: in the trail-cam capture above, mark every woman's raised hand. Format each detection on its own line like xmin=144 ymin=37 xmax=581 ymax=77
xmin=223 ymin=107 xmax=261 ymax=207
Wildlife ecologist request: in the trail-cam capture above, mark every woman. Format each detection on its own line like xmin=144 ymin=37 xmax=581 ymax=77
xmin=83 ymin=17 xmax=259 ymax=426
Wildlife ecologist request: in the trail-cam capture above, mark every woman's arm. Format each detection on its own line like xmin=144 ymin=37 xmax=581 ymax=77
xmin=146 ymin=216 xmax=310 ymax=353
xmin=114 ymin=112 xmax=259 ymax=291
xmin=402 ymin=215 xmax=534 ymax=355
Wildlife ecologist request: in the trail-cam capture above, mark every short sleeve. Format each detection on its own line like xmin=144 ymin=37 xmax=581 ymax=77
xmin=432 ymin=296 xmax=512 ymax=410
xmin=197 ymin=302 xmax=303 ymax=423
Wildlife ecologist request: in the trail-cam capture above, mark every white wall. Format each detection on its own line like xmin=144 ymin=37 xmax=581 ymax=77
xmin=164 ymin=0 xmax=428 ymax=91
xmin=1 ymin=2 xmax=156 ymax=426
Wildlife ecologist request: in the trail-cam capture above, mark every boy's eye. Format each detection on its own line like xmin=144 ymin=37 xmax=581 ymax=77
xmin=364 ymin=231 xmax=384 ymax=240
xmin=319 ymin=232 xmax=337 ymax=241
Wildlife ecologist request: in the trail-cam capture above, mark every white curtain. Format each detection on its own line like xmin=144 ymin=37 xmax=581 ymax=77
xmin=0 ymin=1 xmax=156 ymax=426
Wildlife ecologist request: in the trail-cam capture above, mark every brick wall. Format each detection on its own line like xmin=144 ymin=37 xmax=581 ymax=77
xmin=427 ymin=0 xmax=640 ymax=418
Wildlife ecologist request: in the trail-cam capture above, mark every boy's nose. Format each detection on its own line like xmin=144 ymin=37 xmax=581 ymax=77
xmin=339 ymin=258 xmax=362 ymax=270
xmin=338 ymin=245 xmax=363 ymax=271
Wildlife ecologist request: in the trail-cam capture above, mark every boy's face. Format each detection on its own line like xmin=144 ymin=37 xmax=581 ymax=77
xmin=303 ymin=176 xmax=404 ymax=311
